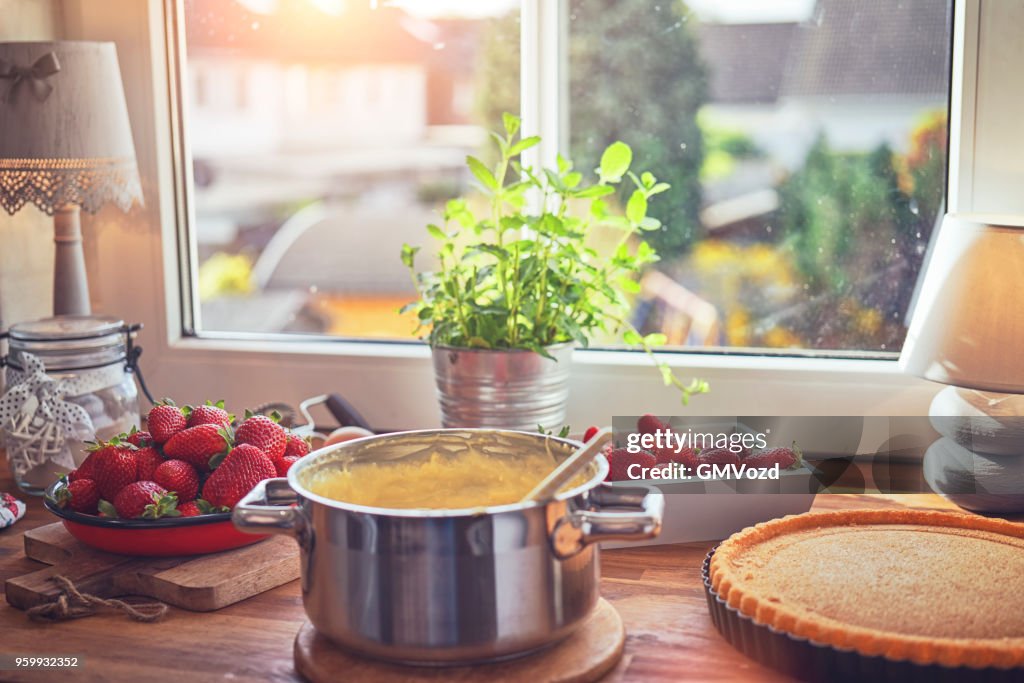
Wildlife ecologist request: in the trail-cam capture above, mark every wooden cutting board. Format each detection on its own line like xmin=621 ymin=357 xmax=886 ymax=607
xmin=5 ymin=522 xmax=300 ymax=612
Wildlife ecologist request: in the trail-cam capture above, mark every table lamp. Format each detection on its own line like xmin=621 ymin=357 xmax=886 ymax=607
xmin=900 ymin=212 xmax=1024 ymax=512
xmin=0 ymin=41 xmax=142 ymax=316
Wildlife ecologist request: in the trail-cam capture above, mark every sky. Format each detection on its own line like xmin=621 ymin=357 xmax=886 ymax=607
xmin=685 ymin=0 xmax=816 ymax=23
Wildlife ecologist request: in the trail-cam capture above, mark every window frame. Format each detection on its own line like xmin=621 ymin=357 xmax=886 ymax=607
xmin=77 ymin=0 xmax=986 ymax=428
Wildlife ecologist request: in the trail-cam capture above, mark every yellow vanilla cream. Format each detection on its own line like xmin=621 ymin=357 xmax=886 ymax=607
xmin=305 ymin=448 xmax=588 ymax=509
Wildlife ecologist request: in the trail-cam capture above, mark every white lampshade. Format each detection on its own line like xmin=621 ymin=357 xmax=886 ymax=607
xmin=0 ymin=41 xmax=142 ymax=215
xmin=900 ymin=213 xmax=1024 ymax=393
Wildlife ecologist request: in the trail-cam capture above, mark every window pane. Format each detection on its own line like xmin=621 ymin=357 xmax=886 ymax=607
xmin=558 ymin=0 xmax=951 ymax=353
xmin=182 ymin=0 xmax=519 ymax=337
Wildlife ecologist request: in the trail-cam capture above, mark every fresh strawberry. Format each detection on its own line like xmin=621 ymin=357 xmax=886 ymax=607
xmin=202 ymin=444 xmax=277 ymax=509
xmin=70 ymin=447 xmax=104 ymax=482
xmin=185 ymin=400 xmax=232 ymax=429
xmin=654 ymin=443 xmax=698 ymax=469
xmin=148 ymin=401 xmax=187 ymax=445
xmin=91 ymin=441 xmax=139 ymax=501
xmin=284 ymin=433 xmax=310 ymax=458
xmin=604 ymin=447 xmax=657 ymax=482
xmin=676 ymin=446 xmax=699 ymax=469
xmin=134 ymin=446 xmax=164 ymax=481
xmin=222 ymin=443 xmax=268 ymax=465
xmin=153 ymin=459 xmax=200 ymax=501
xmin=745 ymin=444 xmax=802 ymax=470
xmin=637 ymin=414 xmax=667 ymax=436
xmin=56 ymin=478 xmax=101 ymax=514
xmin=103 ymin=481 xmax=179 ymax=519
xmin=177 ymin=499 xmax=215 ymax=517
xmin=177 ymin=500 xmax=202 ymax=517
xmin=697 ymin=447 xmax=741 ymax=467
xmin=235 ymin=413 xmax=287 ymax=462
xmin=125 ymin=427 xmax=154 ymax=447
xmin=276 ymin=455 xmax=300 ymax=477
xmin=163 ymin=424 xmax=230 ymax=472
xmin=583 ymin=426 xmax=600 ymax=443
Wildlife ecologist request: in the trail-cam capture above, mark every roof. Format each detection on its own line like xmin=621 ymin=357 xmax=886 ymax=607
xmin=698 ymin=0 xmax=951 ymax=104
xmin=184 ymin=0 xmax=433 ymax=64
xmin=781 ymin=0 xmax=952 ymax=97
xmin=698 ymin=23 xmax=796 ymax=104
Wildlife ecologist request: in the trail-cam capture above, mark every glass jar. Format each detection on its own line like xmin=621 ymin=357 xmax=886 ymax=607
xmin=2 ymin=316 xmax=140 ymax=494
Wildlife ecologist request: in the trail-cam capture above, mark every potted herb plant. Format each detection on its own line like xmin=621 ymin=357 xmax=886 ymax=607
xmin=402 ymin=114 xmax=706 ymax=430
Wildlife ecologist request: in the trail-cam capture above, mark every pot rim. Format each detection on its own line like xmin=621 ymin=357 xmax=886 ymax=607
xmin=430 ymin=342 xmax=575 ymax=355
xmin=288 ymin=428 xmax=607 ymax=518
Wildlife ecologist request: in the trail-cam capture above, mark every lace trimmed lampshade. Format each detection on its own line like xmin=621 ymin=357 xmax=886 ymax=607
xmin=0 ymin=41 xmax=142 ymax=315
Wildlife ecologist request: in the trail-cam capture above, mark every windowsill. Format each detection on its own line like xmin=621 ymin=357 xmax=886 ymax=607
xmin=170 ymin=333 xmax=908 ymax=380
xmin=160 ymin=335 xmax=937 ymax=426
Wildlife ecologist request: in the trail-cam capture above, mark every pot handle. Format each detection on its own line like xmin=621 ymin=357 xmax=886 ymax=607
xmin=551 ymin=484 xmax=664 ymax=558
xmin=232 ymin=478 xmax=308 ymax=543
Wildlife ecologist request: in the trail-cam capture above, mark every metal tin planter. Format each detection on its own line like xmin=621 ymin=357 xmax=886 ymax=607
xmin=431 ymin=343 xmax=573 ymax=432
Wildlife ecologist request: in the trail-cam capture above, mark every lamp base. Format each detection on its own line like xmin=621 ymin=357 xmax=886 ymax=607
xmin=926 ymin=386 xmax=1024 ymax=513
xmin=53 ymin=204 xmax=91 ymax=316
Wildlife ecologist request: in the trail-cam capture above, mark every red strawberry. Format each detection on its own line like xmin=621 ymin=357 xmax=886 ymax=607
xmin=153 ymin=459 xmax=200 ymax=502
xmin=235 ymin=414 xmax=287 ymax=462
xmin=697 ymin=448 xmax=741 ymax=467
xmin=637 ymin=414 xmax=667 ymax=437
xmin=284 ymin=433 xmax=310 ymax=459
xmin=91 ymin=442 xmax=139 ymax=501
xmin=745 ymin=444 xmax=801 ymax=470
xmin=57 ymin=478 xmax=101 ymax=514
xmin=134 ymin=446 xmax=164 ymax=481
xmin=148 ymin=401 xmax=187 ymax=445
xmin=202 ymin=445 xmax=277 ymax=509
xmin=163 ymin=424 xmax=230 ymax=472
xmin=276 ymin=455 xmax=300 ymax=477
xmin=125 ymin=427 xmax=154 ymax=447
xmin=604 ymin=447 xmax=657 ymax=482
xmin=70 ymin=446 xmax=106 ymax=482
xmin=104 ymin=481 xmax=179 ymax=519
xmin=654 ymin=443 xmax=698 ymax=469
xmin=185 ymin=400 xmax=232 ymax=429
xmin=178 ymin=500 xmax=202 ymax=517
xmin=583 ymin=426 xmax=600 ymax=443
xmin=676 ymin=446 xmax=699 ymax=469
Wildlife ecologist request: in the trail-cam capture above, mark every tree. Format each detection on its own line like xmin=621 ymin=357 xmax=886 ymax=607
xmin=477 ymin=0 xmax=708 ymax=255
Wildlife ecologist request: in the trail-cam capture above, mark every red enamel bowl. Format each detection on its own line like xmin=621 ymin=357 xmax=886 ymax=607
xmin=44 ymin=480 xmax=266 ymax=556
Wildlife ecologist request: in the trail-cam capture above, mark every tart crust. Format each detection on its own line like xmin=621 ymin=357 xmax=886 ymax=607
xmin=709 ymin=509 xmax=1024 ymax=669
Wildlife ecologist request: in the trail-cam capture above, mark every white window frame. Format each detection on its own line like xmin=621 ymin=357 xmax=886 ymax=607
xmin=60 ymin=0 xmax=1002 ymax=429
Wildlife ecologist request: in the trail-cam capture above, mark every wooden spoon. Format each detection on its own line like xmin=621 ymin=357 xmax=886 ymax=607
xmin=521 ymin=427 xmax=614 ymax=503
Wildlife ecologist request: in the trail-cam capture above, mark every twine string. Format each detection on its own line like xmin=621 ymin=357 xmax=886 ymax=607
xmin=26 ymin=575 xmax=168 ymax=623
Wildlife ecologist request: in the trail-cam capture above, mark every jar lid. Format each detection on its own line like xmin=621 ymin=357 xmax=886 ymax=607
xmin=9 ymin=316 xmax=124 ymax=342
xmin=7 ymin=316 xmax=128 ymax=370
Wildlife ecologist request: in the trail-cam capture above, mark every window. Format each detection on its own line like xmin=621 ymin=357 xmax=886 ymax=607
xmin=181 ymin=0 xmax=520 ymax=337
xmin=561 ymin=0 xmax=952 ymax=353
xmin=177 ymin=0 xmax=952 ymax=356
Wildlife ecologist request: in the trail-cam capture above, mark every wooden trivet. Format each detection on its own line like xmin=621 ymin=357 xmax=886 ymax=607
xmin=6 ymin=522 xmax=299 ymax=612
xmin=294 ymin=597 xmax=624 ymax=683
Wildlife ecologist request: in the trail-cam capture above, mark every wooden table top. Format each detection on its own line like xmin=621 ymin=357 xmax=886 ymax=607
xmin=0 ymin=468 xmax=996 ymax=683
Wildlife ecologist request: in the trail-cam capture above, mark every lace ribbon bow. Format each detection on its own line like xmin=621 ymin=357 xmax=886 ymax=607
xmin=0 ymin=52 xmax=61 ymax=103
xmin=0 ymin=353 xmax=92 ymax=475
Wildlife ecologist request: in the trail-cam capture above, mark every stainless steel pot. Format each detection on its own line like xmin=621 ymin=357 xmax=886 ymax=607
xmin=233 ymin=429 xmax=662 ymax=665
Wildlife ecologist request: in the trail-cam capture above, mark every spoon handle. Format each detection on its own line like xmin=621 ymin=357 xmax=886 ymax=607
xmin=521 ymin=427 xmax=614 ymax=503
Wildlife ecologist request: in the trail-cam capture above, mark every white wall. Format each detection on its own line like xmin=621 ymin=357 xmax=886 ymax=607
xmin=0 ymin=0 xmax=61 ymax=331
